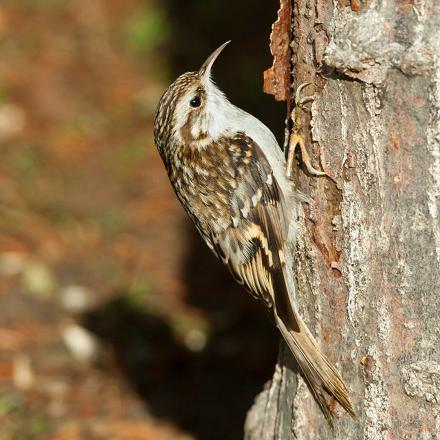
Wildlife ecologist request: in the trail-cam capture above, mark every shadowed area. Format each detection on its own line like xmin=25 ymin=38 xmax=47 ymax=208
xmin=84 ymin=228 xmax=278 ymax=440
xmin=166 ymin=0 xmax=285 ymax=143
xmin=0 ymin=1 xmax=285 ymax=439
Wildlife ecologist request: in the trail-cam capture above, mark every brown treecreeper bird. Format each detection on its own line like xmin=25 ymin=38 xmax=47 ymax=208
xmin=154 ymin=41 xmax=354 ymax=425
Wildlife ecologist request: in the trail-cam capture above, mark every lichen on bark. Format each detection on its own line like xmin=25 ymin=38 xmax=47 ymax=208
xmin=245 ymin=1 xmax=440 ymax=438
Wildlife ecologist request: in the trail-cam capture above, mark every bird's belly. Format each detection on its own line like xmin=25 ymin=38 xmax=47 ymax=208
xmin=173 ymin=173 xmax=231 ymax=237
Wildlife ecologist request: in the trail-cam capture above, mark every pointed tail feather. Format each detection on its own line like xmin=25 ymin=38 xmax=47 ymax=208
xmin=275 ymin=313 xmax=355 ymax=426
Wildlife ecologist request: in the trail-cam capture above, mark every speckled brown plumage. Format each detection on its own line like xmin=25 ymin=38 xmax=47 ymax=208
xmin=159 ymin=109 xmax=286 ymax=306
xmin=153 ymin=43 xmax=354 ymax=426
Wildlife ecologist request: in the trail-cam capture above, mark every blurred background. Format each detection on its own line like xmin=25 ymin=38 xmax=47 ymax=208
xmin=0 ymin=1 xmax=286 ymax=439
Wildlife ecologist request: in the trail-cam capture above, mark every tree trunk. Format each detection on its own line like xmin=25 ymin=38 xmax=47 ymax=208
xmin=245 ymin=1 xmax=440 ymax=438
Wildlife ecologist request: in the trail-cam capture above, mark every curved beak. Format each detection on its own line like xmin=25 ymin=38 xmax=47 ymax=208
xmin=199 ymin=41 xmax=231 ymax=79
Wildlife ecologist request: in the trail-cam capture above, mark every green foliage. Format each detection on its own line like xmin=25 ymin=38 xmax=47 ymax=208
xmin=116 ymin=140 xmax=147 ymax=164
xmin=0 ymin=85 xmax=9 ymax=104
xmin=126 ymin=8 xmax=170 ymax=52
xmin=128 ymin=274 xmax=153 ymax=307
xmin=10 ymin=144 xmax=42 ymax=175
xmin=96 ymin=207 xmax=127 ymax=235
xmin=0 ymin=396 xmax=19 ymax=417
xmin=0 ymin=396 xmax=52 ymax=439
xmin=28 ymin=416 xmax=50 ymax=437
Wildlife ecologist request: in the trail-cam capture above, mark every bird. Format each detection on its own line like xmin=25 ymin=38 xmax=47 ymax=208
xmin=153 ymin=41 xmax=354 ymax=426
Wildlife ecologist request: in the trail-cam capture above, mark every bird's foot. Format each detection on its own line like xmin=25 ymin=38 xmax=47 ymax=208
xmin=295 ymin=81 xmax=314 ymax=110
xmin=286 ymin=82 xmax=334 ymax=183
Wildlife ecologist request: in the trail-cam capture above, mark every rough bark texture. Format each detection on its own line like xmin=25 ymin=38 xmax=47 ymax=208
xmin=263 ymin=0 xmax=292 ymax=101
xmin=246 ymin=1 xmax=440 ymax=438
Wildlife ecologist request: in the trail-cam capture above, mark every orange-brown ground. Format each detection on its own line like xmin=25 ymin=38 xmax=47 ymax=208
xmin=0 ymin=1 xmax=284 ymax=439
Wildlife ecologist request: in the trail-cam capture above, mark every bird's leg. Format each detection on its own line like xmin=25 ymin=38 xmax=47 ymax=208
xmin=286 ymin=83 xmax=333 ymax=181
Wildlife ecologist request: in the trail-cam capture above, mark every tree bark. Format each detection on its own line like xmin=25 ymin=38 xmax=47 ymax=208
xmin=245 ymin=1 xmax=440 ymax=438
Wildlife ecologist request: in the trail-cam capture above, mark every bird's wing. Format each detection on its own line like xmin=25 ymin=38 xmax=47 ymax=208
xmin=210 ymin=132 xmax=300 ymax=332
xmin=209 ymin=133 xmax=355 ymax=421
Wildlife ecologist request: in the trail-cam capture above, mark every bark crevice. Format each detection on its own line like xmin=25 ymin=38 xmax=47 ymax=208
xmin=245 ymin=1 xmax=440 ymax=438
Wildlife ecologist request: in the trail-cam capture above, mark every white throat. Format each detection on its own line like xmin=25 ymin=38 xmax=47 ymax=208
xmin=203 ymin=79 xmax=238 ymax=140
xmin=204 ymin=79 xmax=291 ymax=201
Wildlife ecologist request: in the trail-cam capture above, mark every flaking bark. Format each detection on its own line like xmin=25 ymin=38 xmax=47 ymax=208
xmin=246 ymin=0 xmax=440 ymax=438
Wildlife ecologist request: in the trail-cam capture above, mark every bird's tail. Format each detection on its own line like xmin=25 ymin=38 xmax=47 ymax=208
xmin=275 ymin=311 xmax=355 ymax=427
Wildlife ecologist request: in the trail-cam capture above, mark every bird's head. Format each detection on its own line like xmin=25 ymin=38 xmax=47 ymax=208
xmin=154 ymin=41 xmax=232 ymax=151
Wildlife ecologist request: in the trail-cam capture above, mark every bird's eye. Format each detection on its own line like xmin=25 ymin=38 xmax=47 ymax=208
xmin=190 ymin=96 xmax=201 ymax=108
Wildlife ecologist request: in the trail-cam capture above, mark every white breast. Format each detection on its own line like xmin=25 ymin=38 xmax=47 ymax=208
xmin=204 ymin=79 xmax=293 ymax=201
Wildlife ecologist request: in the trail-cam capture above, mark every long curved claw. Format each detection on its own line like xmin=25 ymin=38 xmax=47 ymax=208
xmin=295 ymin=82 xmax=314 ymax=110
xmin=286 ymin=82 xmax=335 ymax=182
xmin=295 ymin=82 xmax=312 ymax=101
